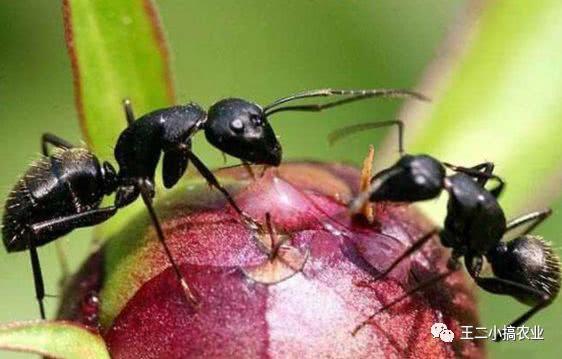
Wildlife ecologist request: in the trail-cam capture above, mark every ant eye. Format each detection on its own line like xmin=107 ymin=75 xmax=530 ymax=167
xmin=230 ymin=119 xmax=244 ymax=133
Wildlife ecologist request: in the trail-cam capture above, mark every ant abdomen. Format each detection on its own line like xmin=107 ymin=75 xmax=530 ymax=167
xmin=487 ymin=235 xmax=561 ymax=304
xmin=2 ymin=148 xmax=115 ymax=252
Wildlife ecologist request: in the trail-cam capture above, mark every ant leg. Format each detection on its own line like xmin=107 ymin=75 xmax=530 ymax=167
xmin=26 ymin=234 xmax=46 ymax=319
xmin=242 ymin=161 xmax=257 ymax=180
xmin=463 ymin=162 xmax=495 ymax=185
xmin=264 ymin=88 xmax=428 ymax=116
xmin=186 ymin=151 xmax=259 ymax=230
xmin=472 ymin=273 xmax=550 ymax=341
xmin=370 ymin=228 xmax=439 ymax=282
xmin=348 ymin=167 xmax=404 ymax=215
xmin=470 ymin=162 xmax=495 ymax=175
xmin=41 ymin=133 xmax=76 ymax=282
xmin=31 ymin=207 xmax=117 ymax=234
xmin=41 ymin=133 xmax=75 ymax=156
xmin=137 ymin=181 xmax=199 ymax=305
xmin=501 ymin=302 xmax=550 ymax=334
xmin=352 ymin=257 xmax=460 ymax=336
xmin=505 ymin=209 xmax=552 ymax=235
xmin=465 ymin=254 xmax=551 ymax=341
xmin=328 ymin=120 xmax=404 ymax=156
xmin=27 ymin=207 xmax=119 ymax=319
xmin=443 ymin=162 xmax=505 ymax=198
xmin=122 ymin=98 xmax=136 ymax=125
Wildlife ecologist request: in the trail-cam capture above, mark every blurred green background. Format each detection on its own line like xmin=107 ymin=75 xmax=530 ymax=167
xmin=1 ymin=1 xmax=560 ymax=358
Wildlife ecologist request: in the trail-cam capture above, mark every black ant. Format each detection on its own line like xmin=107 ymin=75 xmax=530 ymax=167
xmin=329 ymin=121 xmax=561 ymax=338
xmin=1 ymin=87 xmax=425 ymax=319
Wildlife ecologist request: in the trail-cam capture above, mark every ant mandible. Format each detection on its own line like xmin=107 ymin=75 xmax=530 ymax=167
xmin=329 ymin=121 xmax=560 ymax=338
xmin=2 ymin=87 xmax=425 ymax=319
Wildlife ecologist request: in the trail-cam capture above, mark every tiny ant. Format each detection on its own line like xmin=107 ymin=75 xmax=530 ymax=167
xmin=329 ymin=121 xmax=561 ymax=338
xmin=1 ymin=87 xmax=425 ymax=319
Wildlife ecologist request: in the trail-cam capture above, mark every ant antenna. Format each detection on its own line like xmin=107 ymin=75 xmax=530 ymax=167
xmin=328 ymin=120 xmax=405 ymax=156
xmin=263 ymin=88 xmax=429 ymax=117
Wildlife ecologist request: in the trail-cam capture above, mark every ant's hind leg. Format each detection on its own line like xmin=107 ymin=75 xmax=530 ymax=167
xmin=471 ymin=275 xmax=550 ymax=340
xmin=26 ymin=235 xmax=46 ymax=319
xmin=466 ymin=254 xmax=551 ymax=340
xmin=41 ymin=133 xmax=75 ymax=156
xmin=30 ymin=207 xmax=117 ymax=235
xmin=39 ymin=132 xmax=76 ymax=283
xmin=505 ymin=209 xmax=552 ymax=235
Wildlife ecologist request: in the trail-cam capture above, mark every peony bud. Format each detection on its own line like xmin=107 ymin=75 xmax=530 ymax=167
xmin=59 ymin=162 xmax=483 ymax=358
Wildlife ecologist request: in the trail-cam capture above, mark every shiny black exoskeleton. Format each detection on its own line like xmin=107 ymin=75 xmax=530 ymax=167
xmin=2 ymin=87 xmax=426 ymax=319
xmin=114 ymin=88 xmax=428 ymax=211
xmin=2 ymin=135 xmax=118 ymax=319
xmin=113 ymin=100 xmax=280 ymax=220
xmin=330 ymin=121 xmax=561 ymax=337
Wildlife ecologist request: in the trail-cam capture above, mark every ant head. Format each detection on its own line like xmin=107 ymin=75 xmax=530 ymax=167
xmin=205 ymin=98 xmax=282 ymax=166
xmin=487 ymin=235 xmax=561 ymax=304
xmin=370 ymin=154 xmax=445 ymax=202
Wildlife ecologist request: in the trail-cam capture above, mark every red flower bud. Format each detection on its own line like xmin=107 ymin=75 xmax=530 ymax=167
xmin=58 ymin=162 xmax=484 ymax=358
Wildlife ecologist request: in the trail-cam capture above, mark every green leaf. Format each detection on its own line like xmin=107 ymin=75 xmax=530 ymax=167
xmin=385 ymin=4 xmax=562 ymax=358
xmin=0 ymin=321 xmax=110 ymax=359
xmin=63 ymin=0 xmax=175 ymax=161
xmin=63 ymin=0 xmax=175 ymax=237
xmin=395 ymin=0 xmax=562 ymax=220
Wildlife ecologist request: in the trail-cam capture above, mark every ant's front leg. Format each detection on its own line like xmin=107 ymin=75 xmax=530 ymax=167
xmin=186 ymin=151 xmax=260 ymax=230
